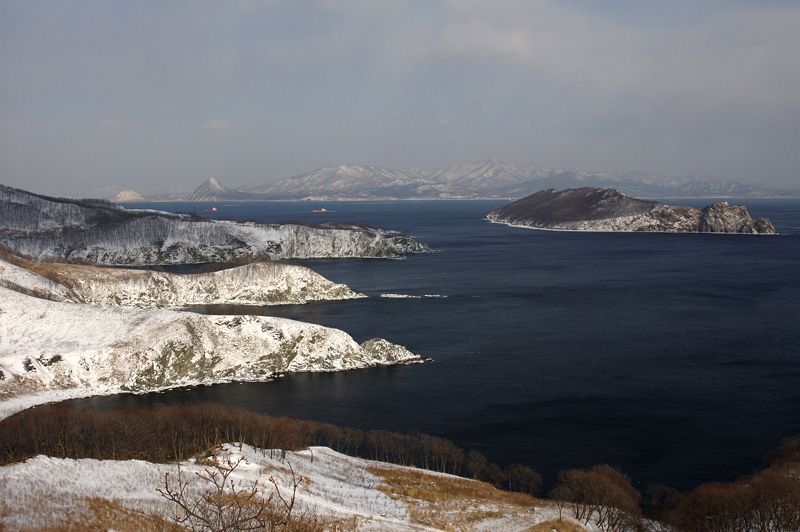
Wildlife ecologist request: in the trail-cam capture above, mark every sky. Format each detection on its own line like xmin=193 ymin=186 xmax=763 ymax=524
xmin=2 ymin=0 xmax=799 ymax=196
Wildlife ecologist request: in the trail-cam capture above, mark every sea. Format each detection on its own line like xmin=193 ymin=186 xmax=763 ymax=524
xmin=67 ymin=198 xmax=800 ymax=491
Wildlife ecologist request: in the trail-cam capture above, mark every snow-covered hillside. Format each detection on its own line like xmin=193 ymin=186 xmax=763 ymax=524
xmin=0 ymin=184 xmax=430 ymax=264
xmin=0 ymin=255 xmax=363 ymax=307
xmin=0 ymin=444 xmax=563 ymax=531
xmin=0 ymin=286 xmax=419 ymax=418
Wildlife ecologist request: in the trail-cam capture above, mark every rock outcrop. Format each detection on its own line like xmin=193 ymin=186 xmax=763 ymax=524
xmin=487 ymin=187 xmax=776 ymax=234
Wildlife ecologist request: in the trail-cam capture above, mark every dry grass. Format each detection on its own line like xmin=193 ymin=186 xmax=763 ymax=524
xmin=523 ymin=518 xmax=590 ymax=532
xmin=2 ymin=250 xmax=105 ymax=287
xmin=3 ymin=497 xmax=174 ymax=532
xmin=369 ymin=464 xmax=543 ymax=531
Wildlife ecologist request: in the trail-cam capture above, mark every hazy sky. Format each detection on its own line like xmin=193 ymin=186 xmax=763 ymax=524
xmin=2 ymin=0 xmax=799 ymax=196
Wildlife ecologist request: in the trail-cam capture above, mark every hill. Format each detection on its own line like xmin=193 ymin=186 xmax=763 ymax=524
xmin=0 ymin=183 xmax=430 ymax=265
xmin=487 ymin=187 xmax=776 ymax=234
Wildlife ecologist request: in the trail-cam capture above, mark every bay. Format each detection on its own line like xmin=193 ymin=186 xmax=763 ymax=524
xmin=72 ymin=198 xmax=800 ymax=490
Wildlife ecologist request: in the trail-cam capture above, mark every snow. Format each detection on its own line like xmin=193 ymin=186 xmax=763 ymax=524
xmin=0 ymin=444 xmax=563 ymax=531
xmin=0 ymin=286 xmax=420 ymax=419
xmin=0 ymin=256 xmax=364 ymax=307
xmin=0 ymin=256 xmax=72 ymax=301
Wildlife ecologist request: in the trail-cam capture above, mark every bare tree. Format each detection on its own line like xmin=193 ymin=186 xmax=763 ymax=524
xmin=156 ymin=453 xmax=314 ymax=532
xmin=550 ymin=465 xmax=642 ymax=532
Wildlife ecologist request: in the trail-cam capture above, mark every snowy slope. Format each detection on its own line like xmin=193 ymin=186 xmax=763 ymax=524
xmin=0 ymin=255 xmax=364 ymax=307
xmin=0 ymin=287 xmax=419 ymax=418
xmin=0 ymin=444 xmax=563 ymax=531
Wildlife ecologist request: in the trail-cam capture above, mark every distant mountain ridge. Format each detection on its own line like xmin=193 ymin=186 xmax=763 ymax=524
xmin=229 ymin=160 xmax=799 ymax=201
xmin=100 ymin=159 xmax=798 ymax=201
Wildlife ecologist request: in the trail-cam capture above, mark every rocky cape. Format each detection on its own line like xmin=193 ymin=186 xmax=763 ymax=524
xmin=0 ymin=253 xmax=363 ymax=308
xmin=486 ymin=187 xmax=777 ymax=234
xmin=0 ymin=184 xmax=430 ymax=265
xmin=0 ymin=250 xmax=420 ymax=418
xmin=0 ymin=286 xmax=419 ymax=418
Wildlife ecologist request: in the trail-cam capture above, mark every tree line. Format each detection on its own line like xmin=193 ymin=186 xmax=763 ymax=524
xmin=1 ymin=402 xmax=798 ymax=531
xmin=0 ymin=402 xmax=542 ymax=498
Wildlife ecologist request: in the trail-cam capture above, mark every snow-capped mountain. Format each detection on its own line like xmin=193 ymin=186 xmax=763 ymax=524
xmin=112 ymin=189 xmax=146 ymax=202
xmin=231 ymin=159 xmax=798 ymax=200
xmin=0 ymin=184 xmax=430 ymax=265
xmin=188 ymin=177 xmax=256 ymax=201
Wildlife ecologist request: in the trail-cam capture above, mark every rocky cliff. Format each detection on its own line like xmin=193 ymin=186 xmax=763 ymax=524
xmin=0 ymin=287 xmax=419 ymax=415
xmin=0 ymin=184 xmax=430 ymax=264
xmin=0 ymin=254 xmax=363 ymax=307
xmin=487 ymin=188 xmax=776 ymax=234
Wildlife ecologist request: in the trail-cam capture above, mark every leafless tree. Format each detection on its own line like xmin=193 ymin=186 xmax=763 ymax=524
xmin=156 ymin=453 xmax=315 ymax=532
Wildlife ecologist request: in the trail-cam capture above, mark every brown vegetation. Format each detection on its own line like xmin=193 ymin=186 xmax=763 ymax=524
xmin=525 ymin=519 xmax=589 ymax=532
xmin=0 ymin=496 xmax=171 ymax=532
xmin=370 ymin=463 xmax=538 ymax=530
xmin=0 ymin=402 xmax=533 ymax=492
xmin=549 ymin=464 xmax=642 ymax=532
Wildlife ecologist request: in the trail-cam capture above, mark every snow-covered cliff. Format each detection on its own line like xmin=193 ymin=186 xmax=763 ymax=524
xmin=0 ymin=255 xmax=363 ymax=307
xmin=0 ymin=286 xmax=419 ymax=417
xmin=0 ymin=184 xmax=430 ymax=264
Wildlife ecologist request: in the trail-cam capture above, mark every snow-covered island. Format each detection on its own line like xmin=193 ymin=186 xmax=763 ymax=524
xmin=487 ymin=187 xmax=776 ymax=234
xmin=0 ymin=184 xmax=430 ymax=264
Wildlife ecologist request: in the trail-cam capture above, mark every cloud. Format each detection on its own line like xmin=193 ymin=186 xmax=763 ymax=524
xmin=436 ymin=0 xmax=800 ymax=108
xmin=199 ymin=119 xmax=241 ymax=132
xmin=2 ymin=0 xmax=799 ymax=192
xmin=436 ymin=114 xmax=457 ymax=126
xmin=97 ymin=118 xmax=141 ymax=129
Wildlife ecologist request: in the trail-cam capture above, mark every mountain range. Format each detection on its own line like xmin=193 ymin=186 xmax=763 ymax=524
xmin=109 ymin=159 xmax=798 ymax=202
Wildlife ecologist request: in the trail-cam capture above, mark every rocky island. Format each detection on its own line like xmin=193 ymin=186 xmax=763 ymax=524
xmin=487 ymin=187 xmax=776 ymax=234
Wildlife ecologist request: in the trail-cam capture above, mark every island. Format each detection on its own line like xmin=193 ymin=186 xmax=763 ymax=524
xmin=486 ymin=187 xmax=776 ymax=234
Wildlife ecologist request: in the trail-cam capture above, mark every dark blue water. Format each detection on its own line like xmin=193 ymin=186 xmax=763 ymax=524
xmin=74 ymin=199 xmax=800 ymax=490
